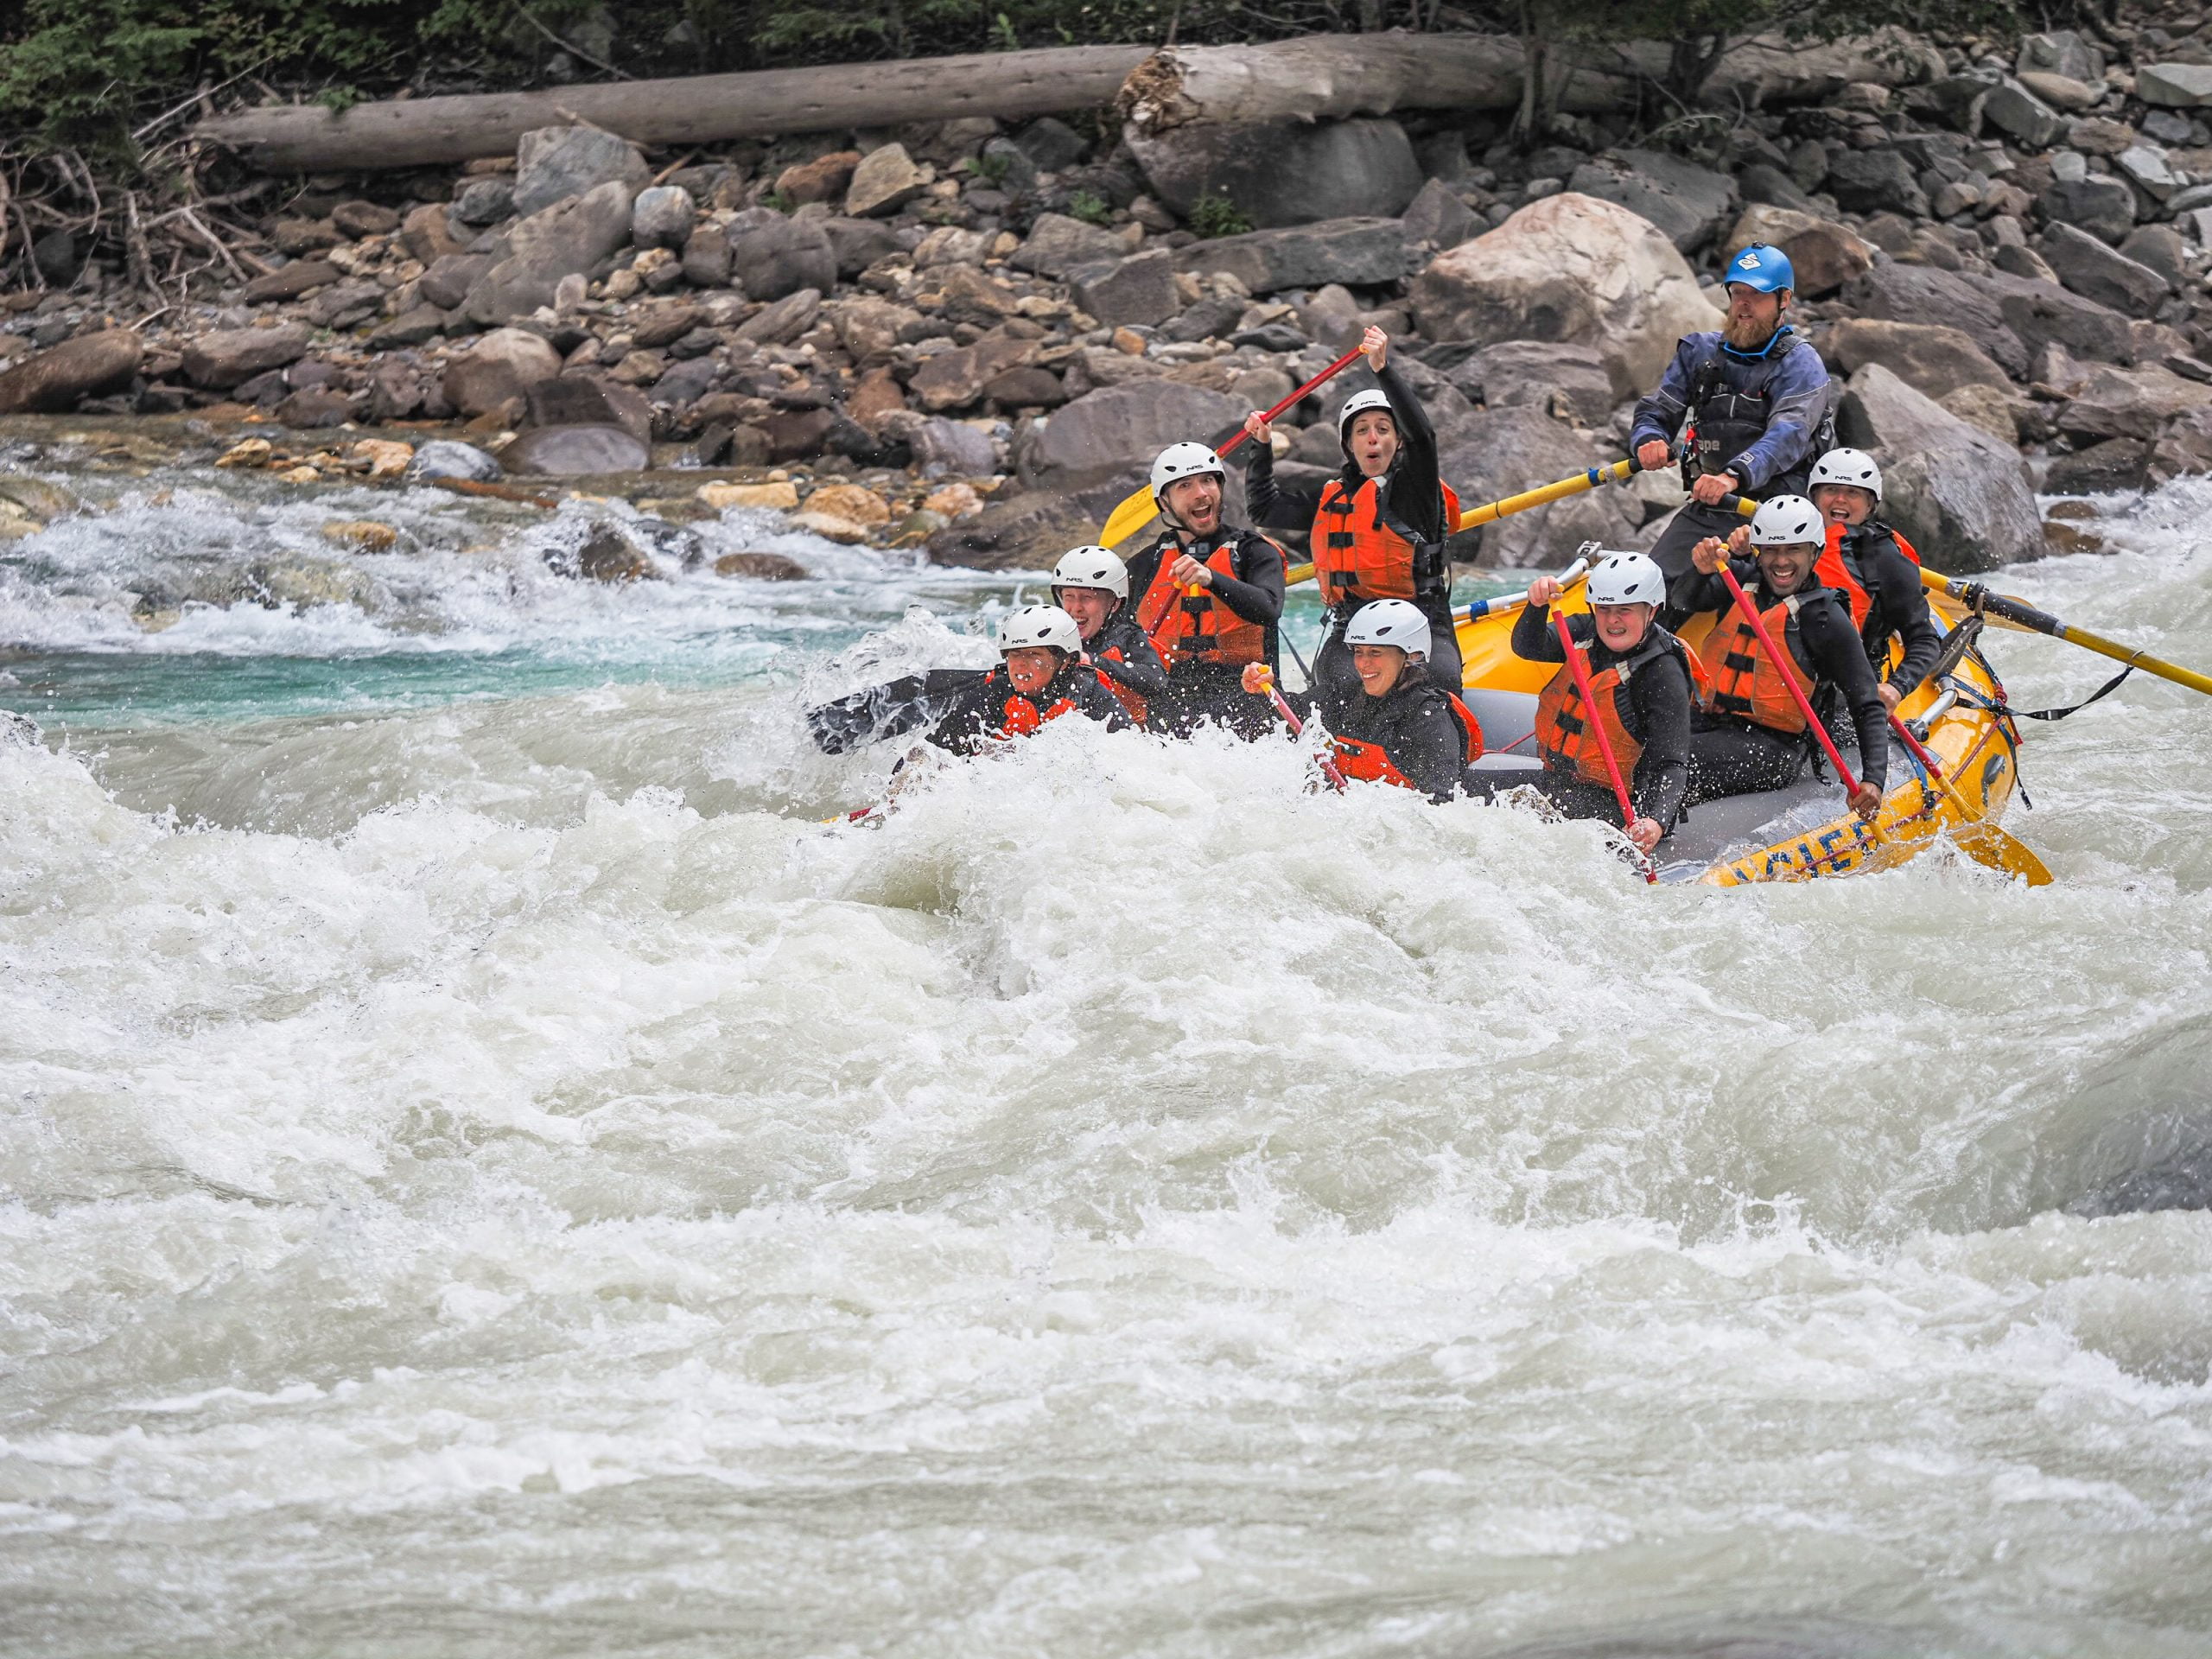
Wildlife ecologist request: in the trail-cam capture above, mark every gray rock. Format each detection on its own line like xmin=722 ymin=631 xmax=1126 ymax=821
xmin=2039 ymin=222 xmax=2171 ymax=315
xmin=2051 ymin=150 xmax=2089 ymax=184
xmin=651 ymin=355 xmax=721 ymax=407
xmin=978 ymin=137 xmax=1039 ymax=199
xmin=910 ymin=336 xmax=1033 ymax=413
xmin=1010 ymin=212 xmax=1128 ymax=278
xmin=1842 ymin=264 xmax=2028 ymax=378
xmin=1818 ymin=318 xmax=2012 ymax=399
xmin=725 ymin=207 xmax=836 ymax=302
xmin=1993 ymin=243 xmax=2062 ymax=284
xmin=2116 ymin=144 xmax=2180 ymax=201
xmin=2045 ymin=436 xmax=2148 ymax=493
xmin=1014 ymin=117 xmax=1088 ymax=175
xmin=405 ymin=440 xmax=504 ymax=482
xmin=924 ymin=487 xmax=1100 ymax=569
xmin=906 ymin=414 xmax=998 ymax=475
xmin=1127 ymin=117 xmax=1422 ymax=229
xmin=1017 ymin=381 xmax=1248 ymax=493
xmin=823 ymin=216 xmax=906 ymax=276
xmin=2018 ymin=71 xmax=2100 ymax=113
xmin=452 ymin=177 xmax=515 ymax=226
xmin=463 ymin=181 xmax=639 ymax=324
xmin=1174 ymin=217 xmax=1412 ymax=295
xmin=2120 ymin=226 xmax=2189 ymax=287
xmin=2139 ymin=62 xmax=2212 ymax=108
xmin=1979 ymin=77 xmax=2066 ymax=149
xmin=181 ymin=322 xmax=312 ymax=389
xmin=2018 ymin=29 xmax=2103 ymax=85
xmin=243 ymin=259 xmax=340 ymax=302
xmin=442 ymin=327 xmax=563 ymax=416
xmin=2053 ymin=361 xmax=2212 ymax=442
xmin=1402 ymin=176 xmax=1478 ymax=251
xmin=524 ymin=374 xmax=651 ymax=441
xmin=1452 ymin=339 xmax=1613 ymax=426
xmin=0 ymin=330 xmax=142 ymax=414
xmin=631 ymin=185 xmax=695 ymax=249
xmin=1737 ymin=163 xmax=1821 ymax=215
xmin=1837 ymin=365 xmax=2040 ymax=570
xmin=1986 ymin=271 xmax=2135 ymax=365
xmin=845 ymin=143 xmax=929 ymax=218
xmin=367 ymin=305 xmax=450 ymax=349
xmin=512 ymin=125 xmax=650 ymax=218
xmin=1565 ymin=149 xmax=1738 ymax=254
xmin=735 ymin=287 xmax=823 ymax=346
xmin=2143 ymin=110 xmax=2196 ymax=144
xmin=1071 ymin=250 xmax=1179 ymax=329
xmin=1826 ymin=149 xmax=1929 ymax=218
xmin=681 ymin=225 xmax=731 ymax=288
xmin=419 ymin=253 xmax=492 ymax=310
xmin=1158 ymin=294 xmax=1248 ymax=344
xmin=2170 ymin=181 xmax=2212 ymax=215
xmin=2040 ymin=174 xmax=2138 ymax=243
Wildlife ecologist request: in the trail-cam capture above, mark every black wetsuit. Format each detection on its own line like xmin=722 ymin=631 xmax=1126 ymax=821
xmin=1125 ymin=526 xmax=1285 ymax=740
xmin=1330 ymin=675 xmax=1470 ymax=804
xmin=1668 ymin=557 xmax=1890 ymax=806
xmin=1838 ymin=518 xmax=1942 ymax=698
xmin=1465 ymin=603 xmax=1693 ymax=832
xmin=924 ymin=658 xmax=1128 ymax=754
xmin=1245 ymin=360 xmax=1462 ymax=715
xmin=1084 ymin=608 xmax=1171 ymax=712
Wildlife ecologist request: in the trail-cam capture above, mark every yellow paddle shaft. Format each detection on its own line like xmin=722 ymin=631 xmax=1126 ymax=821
xmin=1918 ymin=569 xmax=2212 ymax=699
xmin=1453 ymin=459 xmax=1641 ymax=531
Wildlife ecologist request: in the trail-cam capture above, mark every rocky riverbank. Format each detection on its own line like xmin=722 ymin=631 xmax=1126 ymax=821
xmin=4 ymin=8 xmax=2212 ymax=581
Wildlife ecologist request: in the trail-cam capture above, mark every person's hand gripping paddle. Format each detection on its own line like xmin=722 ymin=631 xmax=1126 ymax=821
xmin=1549 ymin=606 xmax=1658 ymax=885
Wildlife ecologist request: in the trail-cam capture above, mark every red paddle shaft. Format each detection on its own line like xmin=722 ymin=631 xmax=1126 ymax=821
xmin=1888 ymin=710 xmax=1948 ymax=780
xmin=1221 ymin=345 xmax=1366 ymax=460
xmin=1713 ymin=563 xmax=1868 ymax=800
xmin=1254 ymin=671 xmax=1347 ymax=790
xmin=1553 ymin=611 xmax=1656 ymax=884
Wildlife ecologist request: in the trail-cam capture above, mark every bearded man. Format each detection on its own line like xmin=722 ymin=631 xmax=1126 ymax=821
xmin=1628 ymin=243 xmax=1837 ymax=590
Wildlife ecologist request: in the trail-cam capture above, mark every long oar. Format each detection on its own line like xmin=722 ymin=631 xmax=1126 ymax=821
xmin=1886 ymin=710 xmax=2053 ymax=885
xmin=1712 ymin=561 xmax=1883 ymax=840
xmin=1553 ymin=609 xmax=1656 ymax=884
xmin=1098 ymin=345 xmax=1366 ymax=549
xmin=1917 ymin=568 xmax=2212 ymax=700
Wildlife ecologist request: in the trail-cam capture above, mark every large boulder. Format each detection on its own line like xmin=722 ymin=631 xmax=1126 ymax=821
xmin=1441 ymin=339 xmax=1614 ymax=427
xmin=1720 ymin=206 xmax=1871 ymax=300
xmin=1837 ymin=365 xmax=2040 ymax=570
xmin=1825 ymin=148 xmax=1928 ymax=218
xmin=1402 ymin=177 xmax=1478 ymax=251
xmin=182 ymin=321 xmax=312 ymax=389
xmin=1173 ymin=217 xmax=1411 ymax=294
xmin=2039 ymin=175 xmax=2136 ymax=244
xmin=2138 ymin=62 xmax=2212 ymax=107
xmin=512 ymin=125 xmax=650 ymax=218
xmin=1817 ymin=319 xmax=2012 ymax=401
xmin=1841 ymin=264 xmax=2028 ymax=378
xmin=631 ymin=185 xmax=695 ymax=249
xmin=463 ymin=181 xmax=638 ymax=324
xmin=2037 ymin=222 xmax=2171 ymax=316
xmin=1126 ymin=117 xmax=1422 ymax=228
xmin=1978 ymin=77 xmax=2067 ymax=148
xmin=1010 ymin=213 xmax=1128 ymax=278
xmin=725 ymin=207 xmax=838 ymax=301
xmin=501 ymin=424 xmax=651 ymax=474
xmin=442 ymin=327 xmax=563 ymax=416
xmin=2018 ymin=29 xmax=2103 ymax=83
xmin=1983 ymin=270 xmax=2135 ymax=365
xmin=845 ymin=143 xmax=930 ymax=218
xmin=910 ymin=336 xmax=1033 ymax=413
xmin=1410 ymin=193 xmax=1721 ymax=400
xmin=2053 ymin=362 xmax=2212 ymax=442
xmin=1436 ymin=410 xmax=1642 ymax=567
xmin=1016 ymin=382 xmax=1247 ymax=493
xmin=1566 ymin=149 xmax=1738 ymax=254
xmin=925 ymin=488 xmax=1104 ymax=571
xmin=0 ymin=330 xmax=142 ymax=413
xmin=1071 ymin=251 xmax=1179 ymax=328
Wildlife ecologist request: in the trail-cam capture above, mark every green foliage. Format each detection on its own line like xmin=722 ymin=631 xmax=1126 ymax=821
xmin=1066 ymin=188 xmax=1111 ymax=226
xmin=972 ymin=148 xmax=1014 ymax=187
xmin=1186 ymin=189 xmax=1251 ymax=240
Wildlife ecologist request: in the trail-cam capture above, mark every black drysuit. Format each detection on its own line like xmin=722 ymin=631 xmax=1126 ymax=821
xmin=1123 ymin=526 xmax=1285 ymax=739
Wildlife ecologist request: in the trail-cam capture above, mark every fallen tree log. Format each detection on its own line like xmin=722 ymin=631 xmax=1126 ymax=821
xmin=193 ymin=44 xmax=1153 ymax=173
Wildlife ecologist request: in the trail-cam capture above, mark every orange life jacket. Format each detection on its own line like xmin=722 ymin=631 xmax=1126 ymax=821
xmin=1815 ymin=521 xmax=1923 ymax=632
xmin=1093 ymin=645 xmax=1147 ymax=724
xmin=1313 ymin=476 xmax=1464 ymax=607
xmin=1332 ymin=691 xmax=1484 ymax=788
xmin=983 ymin=666 xmax=1081 ymax=737
xmin=1135 ymin=537 xmax=1277 ymax=668
xmin=1535 ymin=627 xmax=1698 ymax=787
xmin=1698 ymin=590 xmax=1816 ymax=735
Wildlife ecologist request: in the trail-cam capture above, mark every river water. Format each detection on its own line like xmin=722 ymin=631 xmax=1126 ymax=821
xmin=3 ymin=455 xmax=2210 ymax=1657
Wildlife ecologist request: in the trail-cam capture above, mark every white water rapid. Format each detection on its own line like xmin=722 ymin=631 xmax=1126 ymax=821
xmin=3 ymin=462 xmax=2210 ymax=1657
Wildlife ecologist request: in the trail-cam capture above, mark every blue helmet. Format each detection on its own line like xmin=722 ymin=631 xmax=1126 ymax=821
xmin=1723 ymin=242 xmax=1795 ymax=294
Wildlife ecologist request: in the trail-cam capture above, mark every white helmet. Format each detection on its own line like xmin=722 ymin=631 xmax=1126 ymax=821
xmin=998 ymin=605 xmax=1081 ymax=655
xmin=1150 ymin=441 xmax=1224 ymax=508
xmin=1808 ymin=447 xmax=1883 ymax=501
xmin=1050 ymin=544 xmax=1129 ymax=601
xmin=1586 ymin=551 xmax=1666 ymax=608
xmin=1749 ymin=494 xmax=1824 ymax=549
xmin=1337 ymin=387 xmax=1396 ymax=443
xmin=1344 ymin=598 xmax=1430 ymax=656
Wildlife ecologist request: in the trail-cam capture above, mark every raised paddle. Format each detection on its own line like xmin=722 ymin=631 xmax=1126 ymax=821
xmin=1097 ymin=344 xmax=1366 ymax=549
xmin=1247 ymin=665 xmax=1347 ymax=789
xmin=1710 ymin=558 xmax=1885 ymax=837
xmin=1552 ymin=608 xmax=1657 ymax=884
xmin=1885 ymin=710 xmax=2054 ymax=885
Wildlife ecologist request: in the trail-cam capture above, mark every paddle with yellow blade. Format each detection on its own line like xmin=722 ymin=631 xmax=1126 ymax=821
xmin=1096 ymin=345 xmax=1366 ymax=550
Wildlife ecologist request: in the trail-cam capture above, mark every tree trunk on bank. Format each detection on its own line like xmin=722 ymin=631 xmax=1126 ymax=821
xmin=191 ymin=27 xmax=1948 ymax=175
xmin=193 ymin=44 xmax=1153 ymax=173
